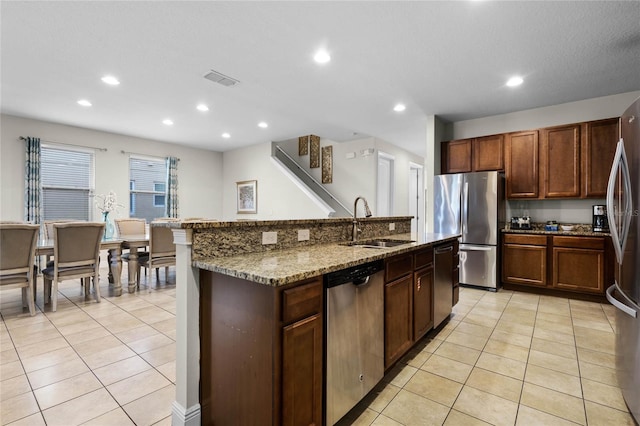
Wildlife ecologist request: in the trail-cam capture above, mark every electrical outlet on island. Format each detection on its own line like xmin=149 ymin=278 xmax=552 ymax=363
xmin=262 ymin=231 xmax=278 ymax=245
xmin=298 ymin=229 xmax=310 ymax=241
xmin=389 ymin=223 xmax=395 ymax=231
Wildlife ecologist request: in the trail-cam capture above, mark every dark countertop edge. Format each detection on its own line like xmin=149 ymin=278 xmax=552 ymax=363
xmin=193 ymin=233 xmax=459 ymax=286
xmin=502 ymin=229 xmax=611 ymax=237
xmin=155 ymin=216 xmax=413 ymax=229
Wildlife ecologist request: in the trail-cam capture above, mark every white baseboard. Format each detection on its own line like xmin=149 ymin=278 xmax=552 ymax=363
xmin=171 ymin=401 xmax=201 ymax=426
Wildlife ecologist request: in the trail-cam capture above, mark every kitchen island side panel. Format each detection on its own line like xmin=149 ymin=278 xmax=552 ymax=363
xmin=200 ymin=270 xmax=278 ymax=425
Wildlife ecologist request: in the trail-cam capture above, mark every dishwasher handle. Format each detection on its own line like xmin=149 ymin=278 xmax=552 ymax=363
xmin=353 ymin=276 xmax=370 ymax=286
xmin=435 ymin=245 xmax=453 ymax=254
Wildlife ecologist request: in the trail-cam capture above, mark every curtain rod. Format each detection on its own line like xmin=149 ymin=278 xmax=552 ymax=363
xmin=121 ymin=150 xmax=180 ymax=161
xmin=19 ymin=136 xmax=107 ymax=152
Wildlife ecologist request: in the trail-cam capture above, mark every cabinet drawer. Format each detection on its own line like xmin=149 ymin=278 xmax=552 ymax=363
xmin=385 ymin=254 xmax=414 ymax=283
xmin=552 ymin=236 xmax=604 ymax=250
xmin=503 ymin=234 xmax=547 ymax=246
xmin=414 ymin=248 xmax=434 ymax=270
xmin=282 ymin=278 xmax=323 ymax=324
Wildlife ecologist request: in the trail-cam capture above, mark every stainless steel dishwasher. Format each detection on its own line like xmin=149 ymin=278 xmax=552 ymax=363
xmin=325 ymin=260 xmax=385 ymax=426
xmin=434 ymin=242 xmax=454 ymax=327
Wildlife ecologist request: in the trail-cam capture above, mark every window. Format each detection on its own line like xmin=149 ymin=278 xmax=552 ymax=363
xmin=129 ymin=157 xmax=167 ymax=223
xmin=41 ymin=145 xmax=94 ymax=220
xmin=129 ymin=180 xmax=136 ymax=215
xmin=153 ymin=182 xmax=166 ymax=207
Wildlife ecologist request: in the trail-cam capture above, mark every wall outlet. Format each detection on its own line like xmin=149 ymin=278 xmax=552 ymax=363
xmin=389 ymin=222 xmax=396 ymax=231
xmin=345 ymin=152 xmax=356 ymax=159
xmin=298 ymin=229 xmax=310 ymax=241
xmin=262 ymin=231 xmax=278 ymax=245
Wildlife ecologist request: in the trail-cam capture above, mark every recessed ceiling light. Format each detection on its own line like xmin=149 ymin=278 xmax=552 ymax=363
xmin=506 ymin=76 xmax=524 ymax=87
xmin=222 ymin=132 xmax=231 ymax=138
xmin=393 ymin=104 xmax=406 ymax=112
xmin=258 ymin=122 xmax=268 ymax=128
xmin=314 ymin=49 xmax=331 ymax=64
xmin=196 ymin=104 xmax=209 ymax=112
xmin=77 ymin=99 xmax=92 ymax=107
xmin=162 ymin=119 xmax=174 ymax=126
xmin=101 ymin=75 xmax=120 ymax=86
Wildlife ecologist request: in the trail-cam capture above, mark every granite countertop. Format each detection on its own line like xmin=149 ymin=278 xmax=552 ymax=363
xmin=503 ymin=225 xmax=610 ymax=237
xmin=193 ymin=232 xmax=459 ymax=287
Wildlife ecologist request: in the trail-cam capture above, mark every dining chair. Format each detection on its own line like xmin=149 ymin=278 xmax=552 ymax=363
xmin=0 ymin=223 xmax=39 ymax=316
xmin=42 ymin=222 xmax=105 ymax=312
xmin=137 ymin=224 xmax=176 ymax=287
xmin=115 ymin=218 xmax=149 ymax=281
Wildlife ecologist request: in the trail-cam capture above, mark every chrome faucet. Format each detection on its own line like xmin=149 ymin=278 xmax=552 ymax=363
xmin=352 ymin=196 xmax=372 ymax=241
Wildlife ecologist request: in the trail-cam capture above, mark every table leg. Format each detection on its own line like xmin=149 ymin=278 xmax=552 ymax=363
xmin=107 ymin=250 xmax=114 ymax=284
xmin=109 ymin=248 xmax=122 ymax=297
xmin=127 ymin=248 xmax=139 ymax=293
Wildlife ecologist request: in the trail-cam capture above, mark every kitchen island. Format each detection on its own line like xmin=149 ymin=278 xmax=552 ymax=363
xmin=165 ymin=217 xmax=459 ymax=426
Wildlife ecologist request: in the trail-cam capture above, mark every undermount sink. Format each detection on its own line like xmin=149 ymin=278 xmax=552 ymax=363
xmin=343 ymin=238 xmax=415 ymax=248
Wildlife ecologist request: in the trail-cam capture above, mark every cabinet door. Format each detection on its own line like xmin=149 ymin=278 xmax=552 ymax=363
xmin=442 ymin=139 xmax=472 ymax=174
xmin=384 ymin=275 xmax=413 ymax=368
xmin=474 ymin=134 xmax=504 ymax=171
xmin=282 ymin=314 xmax=323 ymax=426
xmin=505 ymin=131 xmax=539 ymax=198
xmin=583 ymin=118 xmax=619 ymax=197
xmin=413 ymin=266 xmax=433 ymax=341
xmin=502 ymin=242 xmax=547 ymax=287
xmin=541 ymin=124 xmax=581 ymax=198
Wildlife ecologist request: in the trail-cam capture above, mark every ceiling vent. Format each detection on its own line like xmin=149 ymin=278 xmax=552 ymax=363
xmin=204 ymin=70 xmax=240 ymax=87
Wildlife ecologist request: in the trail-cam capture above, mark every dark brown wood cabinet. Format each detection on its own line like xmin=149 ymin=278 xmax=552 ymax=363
xmin=441 ymin=139 xmax=472 ymax=173
xmin=441 ymin=134 xmax=504 ymax=174
xmin=502 ymin=234 xmax=547 ymax=287
xmin=200 ymin=272 xmax=323 ymax=426
xmin=541 ymin=124 xmax=581 ymax=198
xmin=552 ymin=236 xmax=605 ymax=294
xmin=505 ymin=130 xmax=540 ymax=198
xmin=413 ymin=266 xmax=433 ymax=340
xmin=502 ymin=233 xmax=613 ymax=300
xmin=384 ymin=273 xmax=413 ymax=368
xmin=583 ymin=118 xmax=619 ymax=197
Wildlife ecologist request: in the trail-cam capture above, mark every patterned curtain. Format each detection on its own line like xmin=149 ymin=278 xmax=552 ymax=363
xmin=165 ymin=156 xmax=179 ymax=218
xmin=24 ymin=137 xmax=42 ymax=224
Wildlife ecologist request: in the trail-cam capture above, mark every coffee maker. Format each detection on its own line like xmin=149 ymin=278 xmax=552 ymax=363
xmin=592 ymin=205 xmax=609 ymax=232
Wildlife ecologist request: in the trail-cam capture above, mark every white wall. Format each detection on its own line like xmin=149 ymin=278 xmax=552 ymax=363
xmin=222 ymin=142 xmax=330 ymax=220
xmin=223 ymin=138 xmax=423 ymax=220
xmin=452 ymin=91 xmax=640 ymax=139
xmin=445 ymin=91 xmax=640 ymax=225
xmin=0 ymin=114 xmax=223 ymax=221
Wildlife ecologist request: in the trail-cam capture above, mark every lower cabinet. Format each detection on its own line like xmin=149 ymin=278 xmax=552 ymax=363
xmin=384 ymin=274 xmax=413 ymax=368
xmin=384 ymin=246 xmax=437 ymax=369
xmin=502 ymin=233 xmax=611 ymax=298
xmin=502 ymin=234 xmax=547 ymax=287
xmin=199 ymin=271 xmax=323 ymax=426
xmin=552 ymin=236 xmax=605 ymax=294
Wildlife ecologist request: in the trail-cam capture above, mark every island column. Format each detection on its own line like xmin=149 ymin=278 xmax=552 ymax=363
xmin=171 ymin=228 xmax=201 ymax=426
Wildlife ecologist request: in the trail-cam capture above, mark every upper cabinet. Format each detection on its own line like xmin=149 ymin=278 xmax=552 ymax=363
xmin=583 ymin=118 xmax=620 ymax=197
xmin=540 ymin=123 xmax=581 ymax=198
xmin=441 ymin=134 xmax=504 ymax=174
xmin=505 ymin=130 xmax=539 ymax=198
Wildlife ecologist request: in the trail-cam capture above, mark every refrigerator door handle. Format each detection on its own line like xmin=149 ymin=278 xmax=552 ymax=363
xmin=606 ymin=139 xmax=633 ymax=264
xmin=606 ymin=284 xmax=638 ymax=318
xmin=461 ymin=181 xmax=469 ymax=235
xmin=459 ymin=244 xmax=492 ymax=251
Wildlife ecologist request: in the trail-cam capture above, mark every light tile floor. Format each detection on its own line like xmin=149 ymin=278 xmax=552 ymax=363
xmin=338 ymin=287 xmax=636 ymax=426
xmin=0 ymin=256 xmax=176 ymax=426
xmin=1 ymin=261 xmax=636 ymax=425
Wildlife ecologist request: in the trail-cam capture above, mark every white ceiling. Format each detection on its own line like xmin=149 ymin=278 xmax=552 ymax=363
xmin=2 ymin=1 xmax=639 ymax=157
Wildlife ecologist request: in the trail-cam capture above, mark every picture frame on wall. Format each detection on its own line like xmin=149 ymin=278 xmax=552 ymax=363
xmin=236 ymin=180 xmax=257 ymax=214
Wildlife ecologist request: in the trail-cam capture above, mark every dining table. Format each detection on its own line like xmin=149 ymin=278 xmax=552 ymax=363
xmin=36 ymin=234 xmax=149 ymax=297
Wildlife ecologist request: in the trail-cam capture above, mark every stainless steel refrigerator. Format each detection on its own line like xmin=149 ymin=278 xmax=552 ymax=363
xmin=434 ymin=171 xmax=505 ymax=290
xmin=605 ymin=97 xmax=640 ymax=423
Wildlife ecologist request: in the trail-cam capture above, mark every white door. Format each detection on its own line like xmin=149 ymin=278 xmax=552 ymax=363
xmin=377 ymin=153 xmax=394 ymax=216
